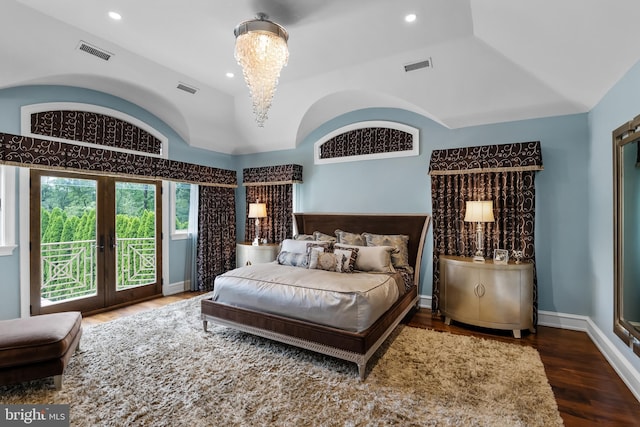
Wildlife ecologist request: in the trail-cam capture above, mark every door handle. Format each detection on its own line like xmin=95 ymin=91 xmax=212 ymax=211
xmin=110 ymin=233 xmax=117 ymax=249
xmin=476 ymin=283 xmax=486 ymax=297
xmin=96 ymin=236 xmax=105 ymax=252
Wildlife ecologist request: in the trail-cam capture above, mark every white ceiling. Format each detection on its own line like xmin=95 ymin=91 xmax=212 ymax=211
xmin=3 ymin=0 xmax=640 ymax=155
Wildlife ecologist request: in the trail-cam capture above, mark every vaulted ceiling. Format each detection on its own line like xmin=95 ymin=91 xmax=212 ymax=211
xmin=3 ymin=0 xmax=640 ymax=154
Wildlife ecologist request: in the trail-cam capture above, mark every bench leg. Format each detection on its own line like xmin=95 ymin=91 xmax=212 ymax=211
xmin=53 ymin=375 xmax=63 ymax=390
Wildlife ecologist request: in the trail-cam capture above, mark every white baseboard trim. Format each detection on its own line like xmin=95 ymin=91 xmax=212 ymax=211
xmin=537 ymin=309 xmax=590 ymax=332
xmin=163 ymin=281 xmax=187 ymax=296
xmin=417 ymin=294 xmax=432 ymax=309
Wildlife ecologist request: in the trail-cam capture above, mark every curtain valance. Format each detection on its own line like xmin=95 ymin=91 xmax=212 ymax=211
xmin=0 ymin=132 xmax=237 ymax=187
xmin=242 ymin=164 xmax=303 ymax=186
xmin=428 ymin=141 xmax=543 ymax=176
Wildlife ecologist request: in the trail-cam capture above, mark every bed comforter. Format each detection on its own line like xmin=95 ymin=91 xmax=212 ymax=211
xmin=212 ymin=263 xmax=402 ymax=332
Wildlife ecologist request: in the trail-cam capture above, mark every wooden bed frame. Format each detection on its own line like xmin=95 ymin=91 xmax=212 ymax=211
xmin=201 ymin=213 xmax=431 ymax=379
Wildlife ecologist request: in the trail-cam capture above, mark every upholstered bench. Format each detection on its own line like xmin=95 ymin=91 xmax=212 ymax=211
xmin=0 ymin=311 xmax=82 ymax=390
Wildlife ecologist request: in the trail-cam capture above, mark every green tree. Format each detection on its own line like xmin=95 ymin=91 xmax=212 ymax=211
xmin=138 ymin=210 xmax=155 ymax=237
xmin=60 ymin=216 xmax=80 ymax=242
xmin=41 ymin=209 xmax=51 ymax=237
xmin=82 ymin=210 xmax=96 ymax=240
xmin=127 ymin=217 xmax=141 ymax=238
xmin=175 ymin=183 xmax=191 ymax=231
xmin=42 ymin=208 xmax=66 ymax=243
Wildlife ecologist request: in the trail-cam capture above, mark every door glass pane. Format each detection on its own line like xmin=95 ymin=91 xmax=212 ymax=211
xmin=115 ymin=181 xmax=157 ymax=290
xmin=40 ymin=176 xmax=97 ymax=305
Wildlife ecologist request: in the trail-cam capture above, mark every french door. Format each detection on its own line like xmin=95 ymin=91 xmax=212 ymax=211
xmin=30 ymin=170 xmax=162 ymax=315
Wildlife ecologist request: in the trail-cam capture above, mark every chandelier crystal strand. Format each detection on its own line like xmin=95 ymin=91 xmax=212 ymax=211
xmin=234 ymin=15 xmax=289 ymax=127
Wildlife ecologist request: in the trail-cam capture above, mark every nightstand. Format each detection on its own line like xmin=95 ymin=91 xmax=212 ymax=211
xmin=439 ymin=255 xmax=534 ymax=338
xmin=236 ymin=242 xmax=280 ymax=267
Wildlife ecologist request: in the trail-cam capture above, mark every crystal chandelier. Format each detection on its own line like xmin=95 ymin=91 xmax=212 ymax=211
xmin=234 ymin=13 xmax=289 ymax=127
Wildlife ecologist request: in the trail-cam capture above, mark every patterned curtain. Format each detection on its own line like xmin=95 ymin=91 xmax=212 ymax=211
xmin=245 ymin=184 xmax=293 ymax=244
xmin=429 ymin=141 xmax=543 ymax=326
xmin=196 ymin=186 xmax=236 ymax=291
xmin=242 ymin=164 xmax=303 ymax=245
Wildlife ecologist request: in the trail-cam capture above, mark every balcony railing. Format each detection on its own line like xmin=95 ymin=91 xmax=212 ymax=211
xmin=41 ymin=238 xmax=156 ymax=304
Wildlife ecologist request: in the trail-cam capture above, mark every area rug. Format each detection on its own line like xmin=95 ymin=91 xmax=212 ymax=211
xmin=1 ymin=295 xmax=563 ymax=426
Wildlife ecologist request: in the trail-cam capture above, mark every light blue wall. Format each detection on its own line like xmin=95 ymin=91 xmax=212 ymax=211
xmin=237 ymin=109 xmax=591 ymax=311
xmin=0 ymin=84 xmax=601 ymax=325
xmin=589 ymin=59 xmax=640 ymax=374
xmin=0 ymin=85 xmax=237 ymax=319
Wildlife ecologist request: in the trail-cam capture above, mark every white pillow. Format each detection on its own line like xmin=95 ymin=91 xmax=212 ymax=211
xmin=334 ymin=243 xmax=395 ymax=273
xmin=280 ymin=239 xmax=312 ymax=254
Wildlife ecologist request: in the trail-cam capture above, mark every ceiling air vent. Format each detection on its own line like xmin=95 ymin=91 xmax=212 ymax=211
xmin=177 ymin=83 xmax=198 ymax=94
xmin=77 ymin=41 xmax=113 ymax=61
xmin=404 ymin=58 xmax=432 ymax=72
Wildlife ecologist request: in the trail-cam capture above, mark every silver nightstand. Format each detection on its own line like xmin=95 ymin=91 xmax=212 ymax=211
xmin=440 ymin=255 xmax=534 ymax=338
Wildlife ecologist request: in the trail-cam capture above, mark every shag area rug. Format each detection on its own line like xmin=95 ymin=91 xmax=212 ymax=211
xmin=1 ymin=295 xmax=563 ymax=426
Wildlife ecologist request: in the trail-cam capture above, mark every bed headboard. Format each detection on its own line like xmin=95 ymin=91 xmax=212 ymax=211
xmin=292 ymin=213 xmax=431 ymax=286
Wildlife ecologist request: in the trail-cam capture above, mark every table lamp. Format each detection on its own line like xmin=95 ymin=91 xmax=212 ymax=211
xmin=248 ymin=200 xmax=267 ymax=245
xmin=464 ymin=200 xmax=495 ymax=262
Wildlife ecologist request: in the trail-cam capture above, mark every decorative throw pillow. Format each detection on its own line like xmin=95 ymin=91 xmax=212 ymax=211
xmin=280 ymin=239 xmax=313 ymax=255
xmin=334 ymin=243 xmax=395 ymax=273
xmin=334 ymin=229 xmax=366 ymax=246
xmin=277 ymin=250 xmax=309 ymax=268
xmin=313 ymin=231 xmax=337 ymax=243
xmin=293 ymin=234 xmax=315 ymax=241
xmin=363 ymin=233 xmax=411 ymax=271
xmin=308 ymin=250 xmax=345 ymax=272
xmin=305 ymin=241 xmax=332 ymax=263
xmin=306 ymin=241 xmax=332 ymax=253
xmin=333 ymin=247 xmax=359 ymax=273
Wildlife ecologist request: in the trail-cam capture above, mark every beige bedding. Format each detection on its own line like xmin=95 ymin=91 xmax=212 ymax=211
xmin=212 ymin=263 xmax=401 ymax=332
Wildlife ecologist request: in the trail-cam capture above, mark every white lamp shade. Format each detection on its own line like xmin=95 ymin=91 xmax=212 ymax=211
xmin=248 ymin=203 xmax=267 ymax=218
xmin=464 ymin=201 xmax=495 ymax=223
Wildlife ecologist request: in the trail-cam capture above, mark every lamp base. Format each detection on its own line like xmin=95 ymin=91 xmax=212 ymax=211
xmin=472 ymin=255 xmax=486 ymax=263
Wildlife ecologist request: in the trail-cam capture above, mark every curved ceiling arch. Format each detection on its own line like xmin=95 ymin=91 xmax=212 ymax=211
xmin=295 ymin=89 xmax=445 ymax=147
xmin=19 ymin=74 xmax=191 ymax=144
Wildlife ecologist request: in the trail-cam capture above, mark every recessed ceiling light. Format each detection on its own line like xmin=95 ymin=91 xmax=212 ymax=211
xmin=108 ymin=11 xmax=122 ymax=20
xmin=226 ymin=72 xmax=235 ymax=78
xmin=405 ymin=13 xmax=417 ymax=23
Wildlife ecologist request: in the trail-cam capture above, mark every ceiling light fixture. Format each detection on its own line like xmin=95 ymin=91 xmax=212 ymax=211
xmin=108 ymin=11 xmax=122 ymax=21
xmin=405 ymin=13 xmax=417 ymax=23
xmin=234 ymin=13 xmax=289 ymax=127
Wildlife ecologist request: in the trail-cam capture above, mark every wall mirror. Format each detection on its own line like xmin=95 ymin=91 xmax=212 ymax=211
xmin=613 ymin=115 xmax=640 ymax=357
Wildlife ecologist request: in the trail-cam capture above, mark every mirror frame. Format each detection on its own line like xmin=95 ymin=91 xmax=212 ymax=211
xmin=613 ymin=114 xmax=640 ymax=357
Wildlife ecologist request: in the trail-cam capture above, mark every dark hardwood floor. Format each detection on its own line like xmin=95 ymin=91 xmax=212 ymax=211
xmin=84 ymin=293 xmax=640 ymax=427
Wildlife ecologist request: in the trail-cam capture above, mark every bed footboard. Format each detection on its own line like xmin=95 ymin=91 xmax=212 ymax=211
xmin=201 ymin=288 xmax=419 ymax=380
